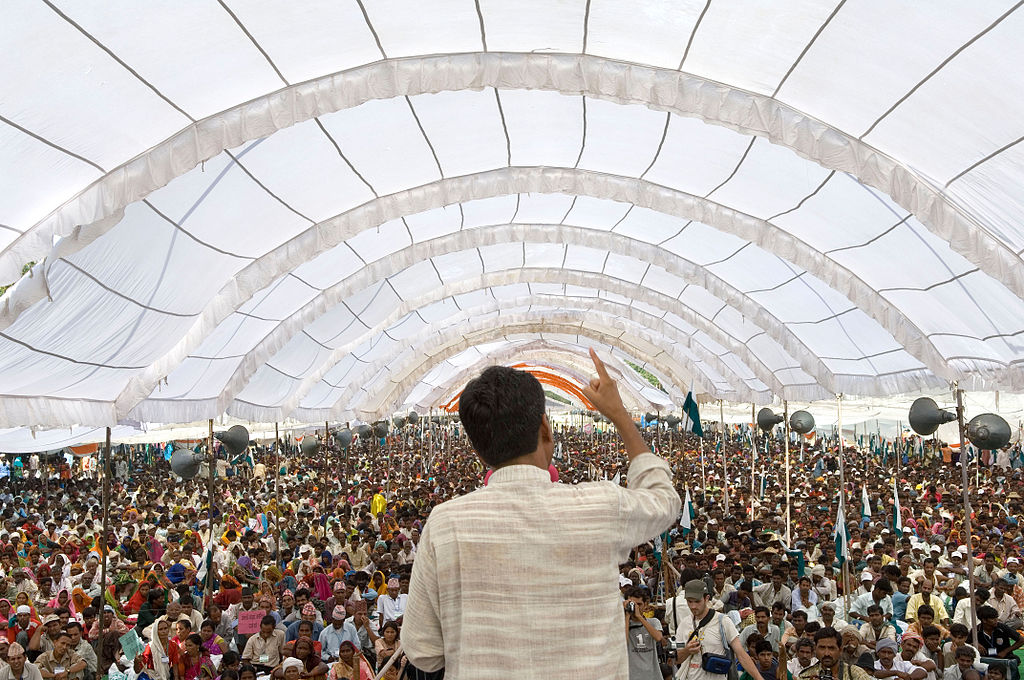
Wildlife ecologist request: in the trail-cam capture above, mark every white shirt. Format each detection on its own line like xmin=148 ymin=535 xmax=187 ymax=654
xmin=403 ymin=453 xmax=680 ymax=679
xmin=675 ymin=610 xmax=740 ymax=680
xmin=378 ymin=592 xmax=409 ymax=623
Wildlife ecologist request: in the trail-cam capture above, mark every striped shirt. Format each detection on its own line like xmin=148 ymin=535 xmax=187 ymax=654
xmin=403 ymin=452 xmax=680 ymax=679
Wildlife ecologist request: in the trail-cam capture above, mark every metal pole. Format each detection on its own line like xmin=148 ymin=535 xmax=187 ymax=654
xmin=274 ymin=422 xmax=280 ymax=564
xmin=784 ymin=400 xmax=791 ymax=546
xmin=100 ymin=426 xmax=111 ymax=634
xmin=721 ymin=400 xmax=729 ymax=515
xmin=206 ymin=419 xmax=215 ymax=601
xmin=955 ymin=385 xmax=980 ymax=647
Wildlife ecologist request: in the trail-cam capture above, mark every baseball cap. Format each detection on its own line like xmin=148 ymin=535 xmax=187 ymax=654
xmin=683 ymin=579 xmax=708 ymax=601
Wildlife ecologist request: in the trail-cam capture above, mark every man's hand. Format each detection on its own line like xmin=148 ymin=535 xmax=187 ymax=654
xmin=583 ymin=348 xmax=651 ymax=461
xmin=581 ymin=348 xmax=629 ymax=426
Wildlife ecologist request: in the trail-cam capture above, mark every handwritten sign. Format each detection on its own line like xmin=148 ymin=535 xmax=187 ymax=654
xmin=119 ymin=629 xmax=144 ymax=660
xmin=237 ymin=609 xmax=267 ymax=635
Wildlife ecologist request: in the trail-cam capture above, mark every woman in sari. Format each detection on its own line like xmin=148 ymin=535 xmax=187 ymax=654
xmin=272 ymin=637 xmax=328 ymax=680
xmin=135 ymin=619 xmax=179 ymax=680
xmin=198 ymin=619 xmax=226 ymax=656
xmin=369 ymin=572 xmax=387 ymax=599
xmin=136 ymin=588 xmax=165 ymax=634
xmin=179 ymin=633 xmax=216 ymax=680
xmin=0 ymin=599 xmax=12 ymax=625
xmin=14 ymin=592 xmax=38 ymax=622
xmin=126 ymin=579 xmax=156 ymax=615
xmin=46 ymin=588 xmax=77 ymax=620
xmin=326 ymin=641 xmax=372 ymax=680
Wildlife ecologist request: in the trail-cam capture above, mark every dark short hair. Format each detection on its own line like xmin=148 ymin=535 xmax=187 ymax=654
xmin=949 ymin=623 xmax=969 ymax=638
xmin=459 ymin=365 xmax=545 ymax=467
xmin=814 ymin=627 xmax=843 ymax=647
xmin=754 ymin=640 xmax=773 ymax=655
xmin=921 ymin=626 xmax=941 ymax=639
xmin=917 ymin=605 xmax=934 ymax=618
xmin=795 ymin=638 xmax=814 ymax=651
xmin=978 ymin=605 xmax=998 ymax=620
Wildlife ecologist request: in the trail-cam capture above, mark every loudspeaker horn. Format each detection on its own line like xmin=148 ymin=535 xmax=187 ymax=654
xmin=908 ymin=397 xmax=956 ymax=436
xmin=789 ymin=410 xmax=815 ymax=435
xmin=757 ymin=408 xmax=784 ymax=431
xmin=407 ymin=411 xmax=419 ymax=425
xmin=392 ymin=415 xmax=406 ymax=429
xmin=644 ymin=412 xmax=658 ymax=423
xmin=967 ymin=413 xmax=1011 ymax=450
xmin=334 ymin=429 xmax=353 ymax=448
xmin=169 ymin=446 xmax=204 ymax=480
xmin=355 ymin=424 xmax=373 ymax=439
xmin=214 ymin=425 xmax=250 ymax=456
xmin=300 ymin=436 xmax=319 ymax=457
xmin=373 ymin=421 xmax=389 ymax=438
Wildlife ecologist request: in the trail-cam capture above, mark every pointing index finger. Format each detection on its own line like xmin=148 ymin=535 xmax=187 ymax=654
xmin=589 ymin=347 xmax=611 ymax=380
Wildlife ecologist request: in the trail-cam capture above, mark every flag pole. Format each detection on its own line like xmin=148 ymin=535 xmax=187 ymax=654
xmin=784 ymin=400 xmax=791 ymax=546
xmin=721 ymin=400 xmax=729 ymax=515
xmin=700 ymin=434 xmax=706 ymax=495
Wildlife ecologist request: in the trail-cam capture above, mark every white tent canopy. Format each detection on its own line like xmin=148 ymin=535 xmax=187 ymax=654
xmin=2 ymin=2 xmax=1023 ymax=427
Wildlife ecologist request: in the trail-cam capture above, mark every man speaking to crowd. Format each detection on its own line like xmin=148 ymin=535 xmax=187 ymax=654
xmin=403 ymin=349 xmax=681 ymax=678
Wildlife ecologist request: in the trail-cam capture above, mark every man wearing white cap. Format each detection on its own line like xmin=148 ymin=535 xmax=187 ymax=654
xmin=0 ymin=643 xmax=42 ymax=680
xmin=8 ymin=607 xmax=38 ymax=648
xmin=810 ymin=565 xmax=837 ymax=603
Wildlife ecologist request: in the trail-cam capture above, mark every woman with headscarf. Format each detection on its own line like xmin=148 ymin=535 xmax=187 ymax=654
xmin=13 ymin=592 xmax=38 ymax=623
xmin=134 ymin=619 xmax=178 ymax=680
xmin=310 ymin=572 xmax=332 ymax=603
xmin=326 ymin=641 xmax=372 ymax=680
xmin=123 ymin=579 xmax=153 ymax=615
xmin=135 ymin=588 xmax=165 ymax=635
xmin=46 ymin=588 xmax=77 ymax=620
xmin=272 ymin=636 xmax=328 ymax=680
xmin=0 ymin=598 xmax=13 ymax=625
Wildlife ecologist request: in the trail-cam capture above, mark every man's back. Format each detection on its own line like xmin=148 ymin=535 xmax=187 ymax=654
xmin=403 ymin=453 xmax=679 ymax=679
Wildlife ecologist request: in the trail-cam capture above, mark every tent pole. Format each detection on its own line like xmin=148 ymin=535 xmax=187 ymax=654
xmin=750 ymin=403 xmax=756 ymax=522
xmin=955 ymin=384 xmax=980 ymax=647
xmin=721 ymin=400 xmax=729 ymax=515
xmin=837 ymin=394 xmax=850 ymax=615
xmin=100 ymin=426 xmax=111 ymax=635
xmin=206 ymin=419 xmax=215 ymax=603
xmin=274 ymin=422 xmax=280 ymax=565
xmin=784 ymin=400 xmax=791 ymax=546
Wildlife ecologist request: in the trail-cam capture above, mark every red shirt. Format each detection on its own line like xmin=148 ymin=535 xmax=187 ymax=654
xmin=7 ymin=621 xmax=39 ymax=643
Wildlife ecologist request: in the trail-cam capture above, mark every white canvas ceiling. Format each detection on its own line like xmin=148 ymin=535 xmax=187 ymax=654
xmin=1 ymin=1 xmax=1023 ymax=426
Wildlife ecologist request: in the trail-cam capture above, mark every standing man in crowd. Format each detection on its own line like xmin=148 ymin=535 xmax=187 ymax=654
xmin=403 ymin=349 xmax=681 ymax=677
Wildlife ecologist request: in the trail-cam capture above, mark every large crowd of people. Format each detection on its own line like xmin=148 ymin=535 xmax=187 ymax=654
xmin=1 ymin=410 xmax=1023 ymax=680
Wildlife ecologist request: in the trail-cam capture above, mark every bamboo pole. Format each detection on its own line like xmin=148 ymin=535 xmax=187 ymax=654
xmin=206 ymin=419 xmax=215 ymax=600
xmin=100 ymin=427 xmax=111 ymax=634
xmin=837 ymin=395 xmax=850 ymax=619
xmin=721 ymin=400 xmax=729 ymax=515
xmin=784 ymin=400 xmax=791 ymax=546
xmin=274 ymin=422 xmax=281 ymax=564
xmin=955 ymin=385 xmax=980 ymax=647
xmin=750 ymin=403 xmax=756 ymax=522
